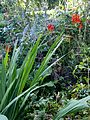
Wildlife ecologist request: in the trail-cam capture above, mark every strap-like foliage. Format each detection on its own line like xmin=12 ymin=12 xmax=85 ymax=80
xmin=55 ymin=96 xmax=90 ymax=120
xmin=0 ymin=32 xmax=64 ymax=120
xmin=0 ymin=115 xmax=8 ymax=120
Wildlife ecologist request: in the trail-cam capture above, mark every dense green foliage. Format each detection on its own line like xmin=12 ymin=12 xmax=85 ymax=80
xmin=0 ymin=0 xmax=90 ymax=120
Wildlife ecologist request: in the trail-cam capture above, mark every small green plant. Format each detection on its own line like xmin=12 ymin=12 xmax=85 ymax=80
xmin=55 ymin=96 xmax=90 ymax=120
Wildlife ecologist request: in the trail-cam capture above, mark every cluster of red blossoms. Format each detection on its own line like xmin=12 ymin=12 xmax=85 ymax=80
xmin=47 ymin=24 xmax=54 ymax=31
xmin=47 ymin=14 xmax=83 ymax=31
xmin=71 ymin=14 xmax=83 ymax=29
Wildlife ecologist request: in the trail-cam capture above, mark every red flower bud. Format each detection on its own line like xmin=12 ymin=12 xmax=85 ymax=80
xmin=79 ymin=22 xmax=83 ymax=29
xmin=5 ymin=45 xmax=12 ymax=53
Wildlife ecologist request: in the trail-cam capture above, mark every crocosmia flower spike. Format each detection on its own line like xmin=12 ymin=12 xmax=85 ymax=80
xmin=72 ymin=14 xmax=81 ymax=23
xmin=47 ymin=24 xmax=54 ymax=31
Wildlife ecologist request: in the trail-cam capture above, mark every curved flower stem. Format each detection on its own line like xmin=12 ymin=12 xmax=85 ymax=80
xmin=83 ymin=1 xmax=88 ymax=41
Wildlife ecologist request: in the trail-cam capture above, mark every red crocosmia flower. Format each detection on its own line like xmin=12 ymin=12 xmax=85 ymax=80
xmin=72 ymin=14 xmax=81 ymax=23
xmin=47 ymin=24 xmax=54 ymax=31
xmin=79 ymin=22 xmax=83 ymax=29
